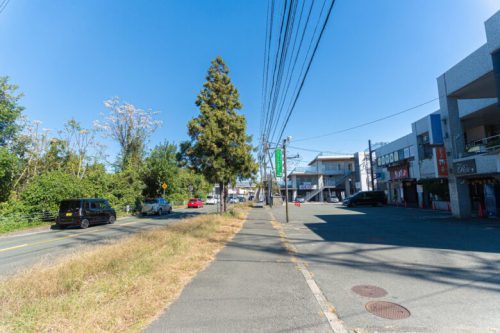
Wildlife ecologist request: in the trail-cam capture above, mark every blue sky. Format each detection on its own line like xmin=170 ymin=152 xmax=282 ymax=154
xmin=1 ymin=0 xmax=499 ymax=165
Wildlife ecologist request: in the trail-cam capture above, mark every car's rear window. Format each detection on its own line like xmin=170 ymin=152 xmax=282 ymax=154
xmin=59 ymin=200 xmax=81 ymax=211
xmin=145 ymin=199 xmax=157 ymax=204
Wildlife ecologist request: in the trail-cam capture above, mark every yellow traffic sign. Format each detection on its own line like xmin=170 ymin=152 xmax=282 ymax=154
xmin=162 ymin=183 xmax=168 ymax=190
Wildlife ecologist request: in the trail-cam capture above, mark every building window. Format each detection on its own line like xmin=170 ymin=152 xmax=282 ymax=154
xmin=418 ymin=133 xmax=433 ymax=160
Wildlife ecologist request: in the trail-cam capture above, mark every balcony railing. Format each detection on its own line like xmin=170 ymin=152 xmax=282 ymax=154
xmin=291 ymin=166 xmax=352 ymax=176
xmin=465 ymin=134 xmax=500 ymax=155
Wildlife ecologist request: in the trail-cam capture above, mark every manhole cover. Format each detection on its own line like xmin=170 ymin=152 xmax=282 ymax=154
xmin=351 ymin=285 xmax=387 ymax=298
xmin=365 ymin=301 xmax=411 ymax=320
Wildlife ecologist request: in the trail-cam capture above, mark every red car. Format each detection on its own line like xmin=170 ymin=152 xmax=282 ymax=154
xmin=187 ymin=198 xmax=204 ymax=208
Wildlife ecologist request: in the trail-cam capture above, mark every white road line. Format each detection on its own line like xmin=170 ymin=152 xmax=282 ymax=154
xmin=0 ymin=244 xmax=28 ymax=253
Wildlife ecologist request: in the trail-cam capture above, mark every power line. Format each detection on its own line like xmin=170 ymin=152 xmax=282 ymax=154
xmin=274 ymin=0 xmax=336 ymax=146
xmin=263 ymin=0 xmax=290 ymax=140
xmin=0 ymin=0 xmax=10 ymax=15
xmin=269 ymin=0 xmax=315 ymax=143
xmin=288 ymin=145 xmax=352 ymax=155
xmin=293 ymin=97 xmax=439 ymax=142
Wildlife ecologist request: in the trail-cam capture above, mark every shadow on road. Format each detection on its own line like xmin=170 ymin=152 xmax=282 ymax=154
xmin=308 ymin=206 xmax=500 ymax=253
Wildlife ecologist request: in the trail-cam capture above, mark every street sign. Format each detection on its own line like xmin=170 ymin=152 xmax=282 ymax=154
xmin=275 ymin=148 xmax=283 ymax=177
xmin=161 ymin=183 xmax=168 ymax=190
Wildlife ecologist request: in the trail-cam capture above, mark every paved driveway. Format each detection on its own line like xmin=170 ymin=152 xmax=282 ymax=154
xmin=271 ymin=204 xmax=500 ymax=333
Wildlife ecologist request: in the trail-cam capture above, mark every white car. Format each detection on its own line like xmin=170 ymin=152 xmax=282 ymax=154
xmin=205 ymin=195 xmax=219 ymax=205
xmin=228 ymin=197 xmax=239 ymax=204
xmin=205 ymin=195 xmax=218 ymax=205
xmin=141 ymin=198 xmax=172 ymax=216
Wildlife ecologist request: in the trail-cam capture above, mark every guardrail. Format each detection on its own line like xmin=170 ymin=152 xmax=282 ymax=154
xmin=0 ymin=210 xmax=57 ymax=223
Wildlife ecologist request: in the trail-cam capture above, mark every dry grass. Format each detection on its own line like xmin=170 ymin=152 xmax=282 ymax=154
xmin=0 ymin=209 xmax=248 ymax=333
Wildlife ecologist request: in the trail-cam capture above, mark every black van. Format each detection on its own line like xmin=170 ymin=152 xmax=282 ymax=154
xmin=56 ymin=198 xmax=116 ymax=229
xmin=342 ymin=191 xmax=387 ymax=207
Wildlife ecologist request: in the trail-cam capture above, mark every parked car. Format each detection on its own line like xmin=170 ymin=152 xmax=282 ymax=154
xmin=228 ymin=197 xmax=239 ymax=204
xmin=248 ymin=195 xmax=255 ymax=201
xmin=342 ymin=191 xmax=387 ymax=207
xmin=238 ymin=196 xmax=246 ymax=202
xmin=327 ymin=196 xmax=340 ymax=203
xmin=294 ymin=196 xmax=305 ymax=203
xmin=141 ymin=198 xmax=172 ymax=216
xmin=56 ymin=198 xmax=116 ymax=229
xmin=205 ymin=195 xmax=218 ymax=205
xmin=188 ymin=198 xmax=204 ymax=208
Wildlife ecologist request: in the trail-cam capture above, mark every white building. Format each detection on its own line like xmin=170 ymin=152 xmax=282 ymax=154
xmin=283 ymin=155 xmax=355 ymax=202
xmin=436 ymin=10 xmax=500 ymax=218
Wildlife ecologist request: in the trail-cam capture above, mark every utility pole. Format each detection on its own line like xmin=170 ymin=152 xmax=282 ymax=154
xmin=368 ymin=139 xmax=375 ymax=191
xmin=263 ymin=141 xmax=272 ymax=207
xmin=283 ymin=138 xmax=289 ymax=223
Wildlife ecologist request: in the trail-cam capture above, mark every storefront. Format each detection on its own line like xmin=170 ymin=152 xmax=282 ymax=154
xmin=467 ymin=177 xmax=500 ymax=217
xmin=387 ymin=163 xmax=418 ymax=206
xmin=453 ymin=159 xmax=500 ymax=217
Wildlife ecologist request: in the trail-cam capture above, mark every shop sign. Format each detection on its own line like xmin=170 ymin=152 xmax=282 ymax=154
xmin=435 ymin=146 xmax=448 ymax=177
xmin=389 ymin=165 xmax=409 ymax=180
xmin=453 ymin=159 xmax=476 ymax=175
xmin=275 ymin=148 xmax=283 ymax=177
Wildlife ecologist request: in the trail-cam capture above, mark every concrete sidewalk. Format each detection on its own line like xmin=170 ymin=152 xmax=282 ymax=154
xmin=146 ymin=207 xmax=332 ymax=333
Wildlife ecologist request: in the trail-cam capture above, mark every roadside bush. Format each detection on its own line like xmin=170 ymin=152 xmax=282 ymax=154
xmin=20 ymin=170 xmax=85 ymax=213
xmin=106 ymin=168 xmax=145 ymax=212
xmin=0 ymin=147 xmax=18 ymax=202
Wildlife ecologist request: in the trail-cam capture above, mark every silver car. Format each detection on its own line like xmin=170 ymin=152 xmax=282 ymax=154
xmin=141 ymin=198 xmax=172 ymax=216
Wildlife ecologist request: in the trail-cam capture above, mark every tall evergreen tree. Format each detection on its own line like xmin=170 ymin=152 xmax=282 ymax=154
xmin=187 ymin=56 xmax=257 ymax=212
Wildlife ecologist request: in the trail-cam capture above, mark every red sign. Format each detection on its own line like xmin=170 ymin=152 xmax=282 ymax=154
xmin=389 ymin=165 xmax=409 ymax=180
xmin=435 ymin=146 xmax=448 ymax=177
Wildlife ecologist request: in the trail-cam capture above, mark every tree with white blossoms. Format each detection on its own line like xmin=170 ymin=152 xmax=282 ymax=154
xmin=94 ymin=97 xmax=162 ymax=170
xmin=58 ymin=119 xmax=102 ymax=179
xmin=13 ymin=119 xmax=52 ymax=190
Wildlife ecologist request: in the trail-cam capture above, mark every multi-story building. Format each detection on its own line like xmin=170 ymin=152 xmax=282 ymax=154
xmin=375 ymin=112 xmax=449 ymax=209
xmin=376 ymin=133 xmax=419 ymax=206
xmin=284 ymin=155 xmax=355 ymax=202
xmin=437 ymin=10 xmax=500 ymax=218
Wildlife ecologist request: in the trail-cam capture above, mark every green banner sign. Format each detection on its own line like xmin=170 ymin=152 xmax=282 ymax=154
xmin=275 ymin=148 xmax=283 ymax=177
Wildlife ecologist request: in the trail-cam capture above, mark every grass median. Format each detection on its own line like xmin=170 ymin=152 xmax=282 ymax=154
xmin=0 ymin=207 xmax=248 ymax=332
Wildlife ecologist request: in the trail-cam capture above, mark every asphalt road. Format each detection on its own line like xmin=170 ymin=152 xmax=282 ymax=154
xmin=271 ymin=203 xmax=500 ymax=333
xmin=0 ymin=205 xmax=216 ymax=277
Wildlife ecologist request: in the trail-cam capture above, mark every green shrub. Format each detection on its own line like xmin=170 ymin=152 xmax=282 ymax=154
xmin=20 ymin=170 xmax=85 ymax=213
